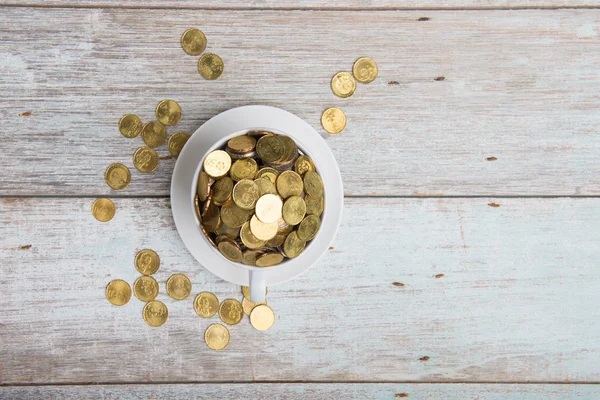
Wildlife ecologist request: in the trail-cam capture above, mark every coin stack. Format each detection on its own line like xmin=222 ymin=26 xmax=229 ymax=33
xmin=196 ymin=132 xmax=324 ymax=266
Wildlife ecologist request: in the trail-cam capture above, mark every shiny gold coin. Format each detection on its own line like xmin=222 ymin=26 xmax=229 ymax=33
xmin=135 ymin=249 xmax=160 ymax=275
xmin=133 ymin=146 xmax=159 ymax=173
xmin=250 ymin=304 xmax=275 ymax=331
xmin=166 ymin=274 xmax=192 ymax=300
xmin=143 ymin=300 xmax=168 ymax=327
xmin=141 ymin=120 xmax=167 ymax=148
xmin=256 ymin=167 xmax=279 ymax=183
xmin=168 ymin=132 xmax=190 ymax=157
xmin=219 ymin=299 xmax=244 ymax=325
xmin=202 ymin=201 xmax=221 ymax=233
xmin=104 ymin=163 xmax=131 ymax=190
xmin=255 ymin=176 xmax=278 ymax=196
xmin=265 ymin=233 xmax=287 ymax=247
xmin=216 ymin=223 xmax=240 ymax=240
xmin=155 ymin=99 xmax=182 ymax=126
xmin=255 ymin=252 xmax=284 ymax=267
xmin=255 ymin=193 xmax=283 ymax=223
xmin=92 ymin=198 xmax=116 ymax=222
xmin=242 ymin=296 xmax=267 ymax=316
xmin=198 ymin=53 xmax=224 ymax=80
xmin=105 ymin=279 xmax=132 ymax=306
xmin=232 ymin=179 xmax=260 ymax=210
xmin=221 ymin=201 xmax=252 ymax=228
xmin=294 ymin=155 xmax=315 ymax=176
xmin=205 ymin=323 xmax=230 ymax=350
xmin=196 ymin=171 xmax=211 ymax=202
xmin=181 ymin=28 xmax=207 ymax=56
xmin=305 ymin=194 xmax=324 ymax=216
xmin=212 ymin=176 xmax=234 ymax=206
xmin=353 ymin=57 xmax=378 ymax=84
xmin=240 ymin=221 xmax=266 ymax=249
xmin=297 ymin=215 xmax=321 ymax=241
xmin=230 ymin=158 xmax=258 ymax=181
xmin=203 ymin=150 xmax=232 ymax=179
xmin=118 ymin=114 xmax=143 ymax=138
xmin=227 ymin=135 xmax=256 ymax=154
xmin=242 ymin=285 xmax=268 ymax=301
xmin=321 ymin=107 xmax=346 ymax=134
xmin=194 ymin=292 xmax=219 ymax=318
xmin=256 ymin=135 xmax=286 ymax=163
xmin=276 ymin=170 xmax=303 ymax=199
xmin=218 ymin=240 xmax=243 ymax=263
xmin=242 ymin=249 xmax=263 ymax=266
xmin=331 ymin=71 xmax=356 ymax=98
xmin=303 ymin=171 xmax=324 ymax=198
xmin=133 ymin=275 xmax=159 ymax=302
xmin=282 ymin=195 xmax=306 ymax=226
xmin=250 ymin=214 xmax=278 ymax=241
xmin=283 ymin=231 xmax=306 ymax=258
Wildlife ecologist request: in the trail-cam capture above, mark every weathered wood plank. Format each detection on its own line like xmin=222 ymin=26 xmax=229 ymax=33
xmin=1 ymin=383 xmax=600 ymax=400
xmin=1 ymin=8 xmax=599 ymax=196
xmin=0 ymin=197 xmax=598 ymax=384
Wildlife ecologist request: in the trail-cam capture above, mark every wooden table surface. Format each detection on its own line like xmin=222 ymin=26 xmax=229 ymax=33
xmin=0 ymin=1 xmax=599 ymax=399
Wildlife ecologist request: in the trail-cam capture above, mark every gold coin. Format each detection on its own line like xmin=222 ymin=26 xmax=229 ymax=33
xmin=135 ymin=249 xmax=160 ymax=275
xmin=227 ymin=135 xmax=256 ymax=154
xmin=278 ymin=218 xmax=293 ymax=233
xmin=133 ymin=276 xmax=159 ymax=302
xmin=221 ymin=201 xmax=252 ymax=228
xmin=294 ymin=155 xmax=315 ymax=176
xmin=196 ymin=171 xmax=211 ymax=202
xmin=230 ymin=158 xmax=258 ymax=181
xmin=353 ymin=57 xmax=378 ymax=84
xmin=282 ymin=196 xmax=306 ymax=226
xmin=194 ymin=292 xmax=219 ymax=318
xmin=256 ymin=135 xmax=286 ymax=163
xmin=118 ymin=114 xmax=142 ymax=138
xmin=297 ymin=215 xmax=321 ymax=241
xmin=265 ymin=233 xmax=287 ymax=247
xmin=166 ymin=274 xmax=192 ymax=300
xmin=219 ymin=299 xmax=244 ymax=325
xmin=143 ymin=300 xmax=168 ymax=327
xmin=232 ymin=179 xmax=260 ymax=210
xmin=92 ymin=198 xmax=115 ymax=222
xmin=198 ymin=53 xmax=224 ymax=80
xmin=277 ymin=135 xmax=298 ymax=164
xmin=276 ymin=171 xmax=303 ymax=199
xmin=305 ymin=194 xmax=324 ymax=216
xmin=283 ymin=231 xmax=306 ymax=258
xmin=255 ymin=193 xmax=283 ymax=223
xmin=205 ymin=323 xmax=230 ymax=350
xmin=331 ymin=71 xmax=356 ymax=98
xmin=105 ymin=279 xmax=131 ymax=306
xmin=250 ymin=214 xmax=278 ymax=241
xmin=256 ymin=167 xmax=279 ymax=183
xmin=303 ymin=171 xmax=324 ymax=198
xmin=242 ymin=249 xmax=263 ymax=266
xmin=218 ymin=240 xmax=243 ymax=262
xmin=255 ymin=252 xmax=284 ymax=267
xmin=168 ymin=132 xmax=189 ymax=157
xmin=203 ymin=150 xmax=232 ymax=179
xmin=242 ymin=285 xmax=268 ymax=301
xmin=255 ymin=176 xmax=278 ymax=196
xmin=321 ymin=107 xmax=346 ymax=134
xmin=250 ymin=304 xmax=275 ymax=331
xmin=216 ymin=223 xmax=240 ymax=240
xmin=194 ymin=194 xmax=202 ymax=222
xmin=240 ymin=221 xmax=266 ymax=249
xmin=133 ymin=146 xmax=159 ymax=173
xmin=212 ymin=176 xmax=234 ymax=206
xmin=104 ymin=163 xmax=131 ymax=190
xmin=181 ymin=28 xmax=207 ymax=56
xmin=141 ymin=121 xmax=167 ymax=148
xmin=202 ymin=200 xmax=221 ymax=233
xmin=242 ymin=296 xmax=267 ymax=316
xmin=155 ymin=99 xmax=182 ymax=126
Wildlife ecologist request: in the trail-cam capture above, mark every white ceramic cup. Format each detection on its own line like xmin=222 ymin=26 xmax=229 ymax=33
xmin=171 ymin=105 xmax=343 ymax=303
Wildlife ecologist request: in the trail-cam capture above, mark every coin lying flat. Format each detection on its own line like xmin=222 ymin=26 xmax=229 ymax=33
xmin=305 ymin=194 xmax=324 ymax=216
xmin=250 ymin=214 xmax=278 ymax=241
xmin=105 ymin=279 xmax=132 ymax=306
xmin=219 ymin=299 xmax=244 ymax=325
xmin=242 ymin=296 xmax=267 ymax=316
xmin=135 ymin=249 xmax=160 ymax=275
xmin=133 ymin=146 xmax=159 ymax=173
xmin=276 ymin=171 xmax=303 ymax=199
xmin=143 ymin=300 xmax=168 ymax=327
xmin=203 ymin=150 xmax=231 ymax=179
xmin=255 ymin=252 xmax=284 ymax=267
xmin=294 ymin=155 xmax=315 ymax=176
xmin=181 ymin=28 xmax=207 ymax=56
xmin=221 ymin=201 xmax=252 ymax=229
xmin=194 ymin=292 xmax=219 ymax=318
xmin=156 ymin=99 xmax=182 ymax=126
xmin=353 ymin=57 xmax=378 ymax=84
xmin=166 ymin=274 xmax=192 ymax=300
xmin=232 ymin=179 xmax=260 ymax=210
xmin=119 ymin=114 xmax=142 ymax=138
xmin=331 ymin=71 xmax=356 ymax=98
xmin=205 ymin=323 xmax=230 ymax=350
xmin=250 ymin=304 xmax=275 ymax=331
xmin=230 ymin=158 xmax=258 ymax=181
xmin=141 ymin=121 xmax=167 ymax=148
xmin=198 ymin=53 xmax=224 ymax=80
xmin=133 ymin=276 xmax=159 ymax=302
xmin=218 ymin=239 xmax=243 ymax=262
xmin=303 ymin=171 xmax=324 ymax=198
xmin=240 ymin=221 xmax=266 ymax=249
xmin=227 ymin=135 xmax=256 ymax=154
xmin=282 ymin=195 xmax=306 ymax=226
xmin=255 ymin=194 xmax=283 ymax=223
xmin=321 ymin=107 xmax=346 ymax=134
xmin=256 ymin=167 xmax=279 ymax=183
xmin=105 ymin=163 xmax=131 ymax=190
xmin=283 ymin=231 xmax=306 ymax=258
xmin=168 ymin=132 xmax=190 ymax=157
xmin=297 ymin=214 xmax=321 ymax=241
xmin=92 ymin=198 xmax=115 ymax=222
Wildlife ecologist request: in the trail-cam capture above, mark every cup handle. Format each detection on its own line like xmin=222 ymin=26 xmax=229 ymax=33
xmin=249 ymin=269 xmax=266 ymax=303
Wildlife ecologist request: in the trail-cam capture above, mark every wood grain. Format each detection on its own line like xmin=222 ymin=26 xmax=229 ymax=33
xmin=0 ymin=197 xmax=598 ymax=384
xmin=1 ymin=8 xmax=599 ymax=196
xmin=2 ymin=383 xmax=600 ymax=399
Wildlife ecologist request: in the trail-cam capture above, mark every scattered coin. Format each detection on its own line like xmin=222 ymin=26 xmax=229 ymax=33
xmin=321 ymin=107 xmax=346 ymax=134
xmin=133 ymin=276 xmax=159 ymax=302
xmin=242 ymin=296 xmax=267 ymax=316
xmin=168 ymin=132 xmax=190 ymax=157
xmin=135 ymin=249 xmax=160 ymax=275
xmin=155 ymin=99 xmax=182 ymax=127
xmin=249 ymin=304 xmax=275 ymax=331
xmin=143 ymin=300 xmax=168 ymax=327
xmin=203 ymin=150 xmax=232 ymax=178
xmin=105 ymin=163 xmax=131 ymax=190
xmin=133 ymin=146 xmax=159 ymax=173
xmin=166 ymin=274 xmax=192 ymax=300
xmin=194 ymin=292 xmax=220 ymax=318
xmin=181 ymin=28 xmax=207 ymax=56
xmin=118 ymin=114 xmax=143 ymax=138
xmin=219 ymin=299 xmax=244 ymax=325
xmin=141 ymin=120 xmax=167 ymax=148
xmin=331 ymin=71 xmax=356 ymax=98
xmin=353 ymin=57 xmax=378 ymax=84
xmin=105 ymin=279 xmax=132 ymax=306
xmin=92 ymin=198 xmax=116 ymax=222
xmin=205 ymin=323 xmax=230 ymax=350
xmin=198 ymin=53 xmax=224 ymax=80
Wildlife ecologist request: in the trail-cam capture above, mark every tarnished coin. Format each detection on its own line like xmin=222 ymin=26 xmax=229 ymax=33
xmin=283 ymin=231 xmax=306 ymax=258
xmin=92 ymin=198 xmax=115 ymax=222
xmin=141 ymin=121 xmax=167 ymax=148
xmin=168 ymin=132 xmax=190 ymax=157
xmin=219 ymin=299 xmax=244 ymax=325
xmin=133 ymin=146 xmax=159 ymax=173
xmin=305 ymin=194 xmax=324 ymax=216
xmin=242 ymin=285 xmax=267 ymax=301
xmin=276 ymin=171 xmax=303 ymax=199
xmin=181 ymin=28 xmax=207 ymax=56
xmin=227 ymin=135 xmax=256 ymax=154
xmin=205 ymin=323 xmax=230 ymax=350
xmin=255 ymin=194 xmax=283 ymax=223
xmin=250 ymin=214 xmax=278 ymax=241
xmin=321 ymin=107 xmax=346 ymax=134
xmin=133 ymin=275 xmax=159 ymax=302
xmin=143 ymin=300 xmax=168 ymax=327
xmin=156 ymin=99 xmax=182 ymax=126
xmin=166 ymin=274 xmax=192 ymax=300
xmin=297 ymin=214 xmax=321 ymax=241
xmin=353 ymin=57 xmax=378 ymax=84
xmin=212 ymin=176 xmax=234 ymax=206
xmin=232 ymin=179 xmax=260 ymax=210
xmin=217 ymin=223 xmax=240 ymax=240
xmin=331 ymin=71 xmax=356 ymax=98
xmin=202 ymin=201 xmax=221 ymax=233
xmin=119 ymin=114 xmax=142 ymax=138
xmin=255 ymin=252 xmax=284 ymax=267
xmin=196 ymin=171 xmax=212 ymax=202
xmin=135 ymin=249 xmax=160 ymax=275
xmin=242 ymin=249 xmax=263 ymax=266
xmin=198 ymin=53 xmax=224 ymax=80
xmin=240 ymin=221 xmax=267 ymax=249
xmin=265 ymin=233 xmax=287 ymax=247
xmin=221 ymin=201 xmax=252 ymax=228
xmin=218 ymin=240 xmax=243 ymax=263
xmin=255 ymin=176 xmax=278 ymax=196
xmin=282 ymin=196 xmax=306 ymax=226
xmin=194 ymin=292 xmax=219 ymax=318
xmin=256 ymin=167 xmax=279 ymax=183
xmin=303 ymin=171 xmax=324 ymax=198
xmin=250 ymin=304 xmax=275 ymax=331
xmin=203 ymin=150 xmax=232 ymax=179
xmin=230 ymin=158 xmax=258 ymax=181
xmin=105 ymin=279 xmax=132 ymax=306
xmin=294 ymin=155 xmax=315 ymax=176
xmin=256 ymin=135 xmax=286 ymax=163
xmin=242 ymin=296 xmax=267 ymax=316
xmin=105 ymin=163 xmax=131 ymax=190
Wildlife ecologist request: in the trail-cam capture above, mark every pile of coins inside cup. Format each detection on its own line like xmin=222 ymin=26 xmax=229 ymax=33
xmin=196 ymin=132 xmax=324 ymax=266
